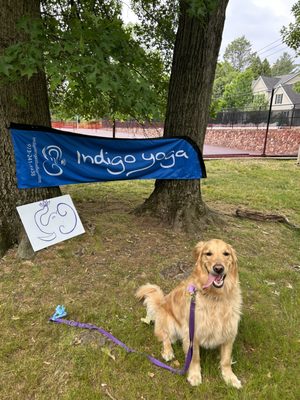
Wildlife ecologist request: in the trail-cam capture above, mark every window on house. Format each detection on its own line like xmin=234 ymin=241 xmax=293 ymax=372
xmin=275 ymin=94 xmax=283 ymax=104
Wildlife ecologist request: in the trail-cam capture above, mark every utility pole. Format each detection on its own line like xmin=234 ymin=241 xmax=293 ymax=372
xmin=262 ymin=88 xmax=275 ymax=156
xmin=112 ymin=118 xmax=116 ymax=139
xmin=290 ymin=104 xmax=295 ymax=128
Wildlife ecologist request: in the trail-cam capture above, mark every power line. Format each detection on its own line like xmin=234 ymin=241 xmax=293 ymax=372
xmin=255 ymin=38 xmax=282 ymax=53
xmin=261 ymin=46 xmax=290 ymax=59
xmin=257 ymin=42 xmax=284 ymax=56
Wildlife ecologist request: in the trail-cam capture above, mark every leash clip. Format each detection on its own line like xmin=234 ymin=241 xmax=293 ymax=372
xmin=187 ymin=284 xmax=197 ymax=302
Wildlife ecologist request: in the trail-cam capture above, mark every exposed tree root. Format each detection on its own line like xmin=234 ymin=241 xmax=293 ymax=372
xmin=134 ymin=200 xmax=224 ymax=234
xmin=135 ymin=200 xmax=299 ymax=233
xmin=235 ymin=208 xmax=299 ymax=230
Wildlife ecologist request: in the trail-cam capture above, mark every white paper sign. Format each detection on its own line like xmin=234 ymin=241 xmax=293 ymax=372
xmin=17 ymin=194 xmax=85 ymax=251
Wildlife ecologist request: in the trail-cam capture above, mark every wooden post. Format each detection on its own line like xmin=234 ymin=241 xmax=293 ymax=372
xmin=297 ymin=145 xmax=300 ymax=166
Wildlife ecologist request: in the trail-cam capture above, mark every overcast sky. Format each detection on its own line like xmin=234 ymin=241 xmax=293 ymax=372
xmin=122 ymin=0 xmax=299 ymax=66
xmin=220 ymin=0 xmax=298 ymax=64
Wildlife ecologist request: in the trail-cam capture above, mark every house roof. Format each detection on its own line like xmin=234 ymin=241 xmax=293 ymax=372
xmin=260 ymin=76 xmax=280 ymax=90
xmin=281 ymin=84 xmax=300 ymax=106
xmin=259 ymin=72 xmax=300 ymax=90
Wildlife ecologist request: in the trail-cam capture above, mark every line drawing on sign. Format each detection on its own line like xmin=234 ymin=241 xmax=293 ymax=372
xmin=34 ymin=200 xmax=77 ymax=242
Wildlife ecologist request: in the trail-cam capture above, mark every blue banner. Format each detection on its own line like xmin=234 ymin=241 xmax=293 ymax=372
xmin=10 ymin=124 xmax=206 ymax=189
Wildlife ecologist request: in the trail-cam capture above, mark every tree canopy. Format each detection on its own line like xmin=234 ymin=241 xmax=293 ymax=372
xmin=271 ymin=52 xmax=296 ymax=76
xmin=0 ymin=0 xmax=167 ymax=121
xmin=131 ymin=0 xmax=178 ymax=73
xmin=221 ymin=68 xmax=254 ymax=110
xmin=249 ymin=56 xmax=271 ymax=79
xmin=281 ymin=1 xmax=300 ymax=54
xmin=210 ymin=61 xmax=238 ymax=114
xmin=223 ymin=35 xmax=254 ymax=72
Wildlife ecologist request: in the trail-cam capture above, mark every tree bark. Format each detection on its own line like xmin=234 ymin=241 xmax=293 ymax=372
xmin=0 ymin=0 xmax=60 ymax=257
xmin=136 ymin=0 xmax=229 ymax=232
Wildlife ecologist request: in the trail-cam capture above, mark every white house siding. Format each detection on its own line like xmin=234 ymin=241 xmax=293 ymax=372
xmin=252 ymin=78 xmax=269 ymax=98
xmin=272 ymin=86 xmax=293 ymax=111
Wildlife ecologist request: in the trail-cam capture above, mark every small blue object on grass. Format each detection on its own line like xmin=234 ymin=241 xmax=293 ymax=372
xmin=50 ymin=305 xmax=67 ymax=321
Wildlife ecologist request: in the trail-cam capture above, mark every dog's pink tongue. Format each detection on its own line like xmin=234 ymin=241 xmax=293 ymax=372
xmin=203 ymin=273 xmax=217 ymax=289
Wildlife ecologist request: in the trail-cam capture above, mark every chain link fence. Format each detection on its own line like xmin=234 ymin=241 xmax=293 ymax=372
xmin=208 ymin=103 xmax=300 ymax=128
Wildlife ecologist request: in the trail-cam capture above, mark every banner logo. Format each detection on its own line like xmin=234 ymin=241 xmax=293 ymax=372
xmin=42 ymin=145 xmax=66 ymax=176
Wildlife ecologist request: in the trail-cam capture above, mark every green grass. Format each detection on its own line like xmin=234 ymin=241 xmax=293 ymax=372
xmin=0 ymin=159 xmax=299 ymax=399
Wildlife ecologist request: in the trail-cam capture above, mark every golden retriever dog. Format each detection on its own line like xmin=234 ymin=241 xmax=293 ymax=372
xmin=136 ymin=239 xmax=242 ymax=388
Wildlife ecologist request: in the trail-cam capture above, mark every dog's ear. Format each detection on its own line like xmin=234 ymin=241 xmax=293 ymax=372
xmin=193 ymin=241 xmax=205 ymax=261
xmin=230 ymin=245 xmax=237 ymax=264
xmin=228 ymin=244 xmax=238 ymax=275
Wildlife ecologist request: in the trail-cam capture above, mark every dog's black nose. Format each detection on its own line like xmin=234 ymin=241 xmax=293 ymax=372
xmin=213 ymin=265 xmax=224 ymax=275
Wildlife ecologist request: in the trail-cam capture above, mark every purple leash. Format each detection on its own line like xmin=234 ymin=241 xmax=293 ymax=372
xmin=49 ymin=286 xmax=196 ymax=376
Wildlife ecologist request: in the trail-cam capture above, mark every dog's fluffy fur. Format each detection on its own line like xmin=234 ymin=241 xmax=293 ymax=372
xmin=136 ymin=239 xmax=242 ymax=388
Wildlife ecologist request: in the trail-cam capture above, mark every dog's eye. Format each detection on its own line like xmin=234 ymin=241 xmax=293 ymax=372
xmin=223 ymin=251 xmax=230 ymax=256
xmin=205 ymin=251 xmax=212 ymax=256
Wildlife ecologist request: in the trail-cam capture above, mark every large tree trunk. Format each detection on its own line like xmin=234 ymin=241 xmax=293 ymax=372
xmin=137 ymin=0 xmax=228 ymax=231
xmin=0 ymin=0 xmax=60 ymax=257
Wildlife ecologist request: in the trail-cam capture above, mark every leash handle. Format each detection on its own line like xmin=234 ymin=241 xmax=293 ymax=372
xmin=49 ymin=287 xmax=196 ymax=376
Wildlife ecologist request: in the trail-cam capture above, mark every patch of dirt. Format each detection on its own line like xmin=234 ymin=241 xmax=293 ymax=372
xmin=160 ymin=261 xmax=192 ymax=280
xmin=72 ymin=330 xmax=114 ymax=348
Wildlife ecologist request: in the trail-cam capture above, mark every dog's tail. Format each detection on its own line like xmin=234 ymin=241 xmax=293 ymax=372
xmin=136 ymin=284 xmax=165 ymax=321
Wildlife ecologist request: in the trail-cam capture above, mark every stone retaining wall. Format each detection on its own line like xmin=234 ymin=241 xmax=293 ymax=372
xmin=205 ymin=128 xmax=300 ymax=155
xmin=114 ymin=125 xmax=300 ymax=155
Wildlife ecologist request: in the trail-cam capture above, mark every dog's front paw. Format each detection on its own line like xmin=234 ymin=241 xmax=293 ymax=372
xmin=222 ymin=372 xmax=242 ymax=389
xmin=187 ymin=372 xmax=202 ymax=386
xmin=161 ymin=349 xmax=175 ymax=361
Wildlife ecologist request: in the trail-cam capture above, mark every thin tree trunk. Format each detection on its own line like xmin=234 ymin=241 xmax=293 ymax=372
xmin=0 ymin=0 xmax=60 ymax=257
xmin=136 ymin=0 xmax=228 ymax=232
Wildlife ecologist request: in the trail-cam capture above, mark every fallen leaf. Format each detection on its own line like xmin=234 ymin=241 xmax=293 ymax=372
xmin=147 ymin=372 xmax=155 ymax=378
xmin=101 ymin=347 xmax=116 ymax=361
xmin=264 ymin=280 xmax=275 ymax=286
xmin=73 ymin=337 xmax=82 ymax=345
